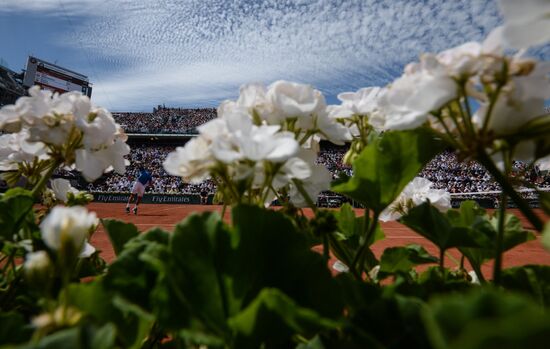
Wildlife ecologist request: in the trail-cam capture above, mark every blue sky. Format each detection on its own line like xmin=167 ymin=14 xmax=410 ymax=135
xmin=1 ymin=0 xmax=548 ymax=112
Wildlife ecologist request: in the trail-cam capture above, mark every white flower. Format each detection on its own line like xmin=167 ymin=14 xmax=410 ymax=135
xmin=473 ymin=62 xmax=550 ymax=140
xmin=0 ymin=105 xmax=22 ymax=132
xmin=289 ymin=160 xmax=331 ymax=208
xmin=369 ymin=265 xmax=380 ymax=280
xmin=76 ymin=108 xmax=118 ymax=149
xmin=75 ymin=136 xmax=130 ymax=182
xmin=536 ymin=155 xmax=550 ymax=171
xmin=316 ymin=111 xmax=352 ymax=145
xmin=332 ymin=260 xmax=349 ymax=273
xmin=381 ymin=55 xmax=457 ymax=130
xmin=380 ymin=177 xmax=451 ymax=222
xmin=79 ymin=241 xmax=96 ymax=258
xmin=267 ymin=80 xmax=326 ymax=119
xmin=468 ymin=270 xmax=480 ymax=284
xmin=24 ymin=251 xmax=51 ymax=272
xmin=0 ymin=130 xmax=47 ymax=171
xmin=337 ymin=87 xmax=385 ymax=116
xmin=40 ymin=206 xmax=98 ymax=253
xmin=1 ymin=87 xmax=129 ymax=181
xmin=163 ymin=137 xmax=214 ymax=183
xmin=210 ymin=114 xmax=299 ymax=164
xmin=273 ymin=156 xmax=312 ymax=189
xmin=499 ymin=0 xmax=550 ymax=49
xmin=50 ymin=178 xmax=80 ymax=203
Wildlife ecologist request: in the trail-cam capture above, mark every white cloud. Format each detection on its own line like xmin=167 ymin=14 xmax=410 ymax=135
xmin=5 ymin=0 xmax=547 ymax=111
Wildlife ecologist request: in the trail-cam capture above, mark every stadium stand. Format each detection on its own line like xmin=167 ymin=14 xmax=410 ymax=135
xmin=0 ymin=63 xmax=25 ymax=107
xmin=113 ymin=107 xmax=216 ymax=134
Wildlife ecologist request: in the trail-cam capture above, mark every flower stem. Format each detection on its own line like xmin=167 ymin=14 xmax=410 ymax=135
xmin=31 ymin=160 xmax=61 ymax=198
xmin=458 ymin=82 xmax=476 ymax=137
xmin=481 ymin=62 xmax=508 ymax=135
xmin=476 ymin=150 xmax=543 ymax=231
xmin=493 ymin=190 xmax=508 ymax=285
xmin=439 ymin=248 xmax=445 ymax=273
xmin=291 ymin=179 xmax=318 ymax=214
xmin=351 ymin=210 xmax=378 ymax=281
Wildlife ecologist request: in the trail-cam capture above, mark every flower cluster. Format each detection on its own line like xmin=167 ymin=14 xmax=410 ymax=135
xmin=0 ymin=87 xmax=130 ymax=184
xmin=380 ymin=177 xmax=451 ymax=222
xmin=164 ymin=81 xmax=349 ymax=206
xmin=329 ymin=22 xmax=550 ymax=171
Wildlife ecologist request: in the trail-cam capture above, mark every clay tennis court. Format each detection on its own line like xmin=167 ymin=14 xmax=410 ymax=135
xmin=88 ymin=203 xmax=550 ymax=278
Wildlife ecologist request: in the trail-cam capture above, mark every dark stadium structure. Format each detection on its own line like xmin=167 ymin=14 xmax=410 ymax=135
xmin=0 ymin=63 xmax=25 ymax=107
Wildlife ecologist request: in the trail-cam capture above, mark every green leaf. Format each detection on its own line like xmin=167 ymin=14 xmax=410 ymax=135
xmin=332 ymin=129 xmax=444 ymax=213
xmin=67 ymin=281 xmax=149 ymax=349
xmin=0 ymin=189 xmax=35 ymax=241
xmin=89 ymin=323 xmax=117 ymax=349
xmin=155 ymin=206 xmax=344 ymax=343
xmin=446 ymin=200 xmax=486 ymax=228
xmin=336 ymin=204 xmax=384 ymax=246
xmin=231 ymin=205 xmax=344 ymax=319
xmin=167 ymin=211 xmax=232 ymax=336
xmin=101 ymin=219 xmax=140 ymax=256
xmin=0 ymin=312 xmax=33 ymax=345
xmin=13 ymin=324 xmax=116 ymax=349
xmin=400 ymin=202 xmax=480 ymax=251
xmin=103 ymin=228 xmax=170 ymax=310
xmin=422 ymin=288 xmax=550 ymax=349
xmin=336 ymin=203 xmax=357 ymax=238
xmin=459 ymin=213 xmax=535 ymax=274
xmin=501 ymin=265 xmax=550 ymax=308
xmin=539 ymin=191 xmax=550 ymax=216
xmin=296 ymin=335 xmax=326 ymax=349
xmin=344 ymin=289 xmax=431 ymax=349
xmin=228 ymin=288 xmax=340 ymax=349
xmin=379 ymin=245 xmax=438 ymax=279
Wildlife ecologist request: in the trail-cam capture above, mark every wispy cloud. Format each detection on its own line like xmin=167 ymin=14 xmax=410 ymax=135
xmin=3 ymin=0 xmax=548 ymax=111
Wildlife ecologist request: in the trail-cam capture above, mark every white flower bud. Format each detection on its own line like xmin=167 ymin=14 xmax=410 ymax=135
xmin=24 ymin=251 xmax=51 ymax=274
xmin=40 ymin=206 xmax=98 ymax=254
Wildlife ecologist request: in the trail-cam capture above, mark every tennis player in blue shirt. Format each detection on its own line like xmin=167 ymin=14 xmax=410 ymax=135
xmin=126 ymin=167 xmax=153 ymax=215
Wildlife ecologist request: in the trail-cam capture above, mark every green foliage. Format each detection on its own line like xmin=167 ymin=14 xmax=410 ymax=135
xmin=165 ymin=212 xmax=232 ymax=336
xmin=0 ymin=188 xmax=35 ymax=242
xmin=103 ymin=227 xmax=170 ymax=310
xmin=336 ymin=203 xmax=384 ymax=246
xmin=67 ymin=281 xmax=152 ymax=349
xmin=13 ymin=324 xmax=116 ymax=349
xmin=1 ymin=187 xmax=548 ymax=349
xmin=343 ymin=281 xmax=433 ymax=349
xmin=400 ymin=202 xmax=480 ymax=251
xmin=538 ymin=191 xmax=550 ymax=216
xmin=0 ymin=312 xmax=33 ymax=345
xmin=501 ymin=265 xmax=550 ymax=307
xmin=145 ymin=206 xmax=344 ymax=347
xmin=332 ymin=129 xmax=445 ymax=213
xmin=228 ymin=288 xmax=340 ymax=349
xmin=379 ymin=245 xmax=438 ymax=279
xmin=101 ymin=219 xmax=140 ymax=256
xmin=459 ymin=212 xmax=535 ymax=279
xmin=423 ymin=288 xmax=550 ymax=349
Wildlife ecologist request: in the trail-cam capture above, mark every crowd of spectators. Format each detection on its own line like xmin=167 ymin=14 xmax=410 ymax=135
xmin=113 ymin=107 xmax=216 ymax=134
xmin=86 ymin=145 xmax=217 ymax=195
xmin=82 ymin=145 xmax=550 ymax=199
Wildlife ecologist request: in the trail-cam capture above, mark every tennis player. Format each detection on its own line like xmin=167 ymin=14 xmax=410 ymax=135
xmin=126 ymin=167 xmax=153 ymax=215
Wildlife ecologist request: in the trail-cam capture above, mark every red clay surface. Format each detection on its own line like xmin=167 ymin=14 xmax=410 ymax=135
xmin=88 ymin=203 xmax=549 ymax=279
